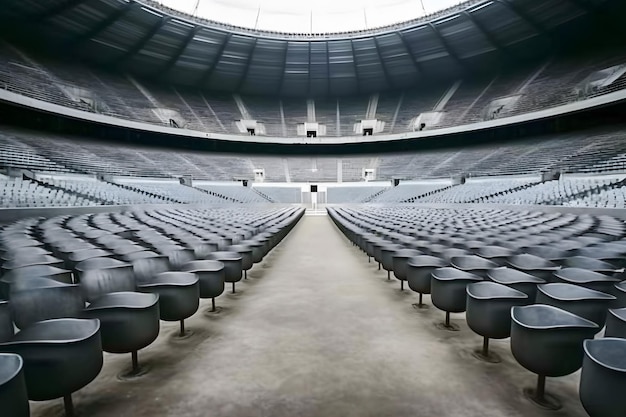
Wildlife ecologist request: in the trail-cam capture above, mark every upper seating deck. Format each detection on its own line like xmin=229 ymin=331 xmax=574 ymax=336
xmin=1 ymin=41 xmax=626 ymax=139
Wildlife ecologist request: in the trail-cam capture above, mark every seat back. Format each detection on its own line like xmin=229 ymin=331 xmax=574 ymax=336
xmin=132 ymin=257 xmax=171 ymax=285
xmin=166 ymin=249 xmax=196 ymax=270
xmin=80 ymin=266 xmax=136 ymax=302
xmin=9 ymin=278 xmax=84 ymax=329
xmin=0 ymin=301 xmax=14 ymax=342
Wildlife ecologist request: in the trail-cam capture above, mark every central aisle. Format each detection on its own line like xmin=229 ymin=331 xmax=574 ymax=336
xmin=33 ymin=215 xmax=587 ymax=417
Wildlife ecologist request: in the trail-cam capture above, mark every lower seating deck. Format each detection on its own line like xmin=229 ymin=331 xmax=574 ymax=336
xmin=26 ymin=214 xmax=594 ymax=417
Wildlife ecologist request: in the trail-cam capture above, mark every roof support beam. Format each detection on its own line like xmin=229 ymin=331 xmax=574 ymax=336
xmin=495 ymin=0 xmax=549 ymax=39
xmin=277 ymin=42 xmax=289 ymax=95
xmin=307 ymin=42 xmax=312 ymax=96
xmin=396 ymin=32 xmax=423 ymax=77
xmin=428 ymin=23 xmax=467 ymax=73
xmin=236 ymin=38 xmax=258 ymax=92
xmin=66 ymin=2 xmax=136 ymax=50
xmin=373 ymin=37 xmax=394 ymax=90
xmin=197 ymin=33 xmax=231 ymax=88
xmin=326 ymin=41 xmax=332 ymax=97
xmin=349 ymin=40 xmax=361 ymax=95
xmin=114 ymin=17 xmax=170 ymax=67
xmin=158 ymin=26 xmax=201 ymax=78
xmin=463 ymin=11 xmax=506 ymax=56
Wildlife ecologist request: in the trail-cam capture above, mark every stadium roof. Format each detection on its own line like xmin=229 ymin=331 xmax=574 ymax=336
xmin=155 ymin=0 xmax=466 ymax=34
xmin=0 ymin=0 xmax=619 ymax=96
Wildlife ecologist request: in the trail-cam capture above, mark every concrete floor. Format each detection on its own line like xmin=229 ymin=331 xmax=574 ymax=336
xmin=32 ymin=216 xmax=588 ymax=417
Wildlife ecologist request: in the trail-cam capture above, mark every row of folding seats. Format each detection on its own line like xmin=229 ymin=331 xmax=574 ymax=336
xmin=489 ymin=178 xmax=617 ymax=205
xmin=47 ymin=179 xmax=167 ymax=205
xmin=328 ymin=205 xmax=626 ymax=416
xmin=0 ymin=206 xmax=305 ymax=416
xmin=415 ymin=179 xmax=533 ymax=203
xmin=117 ymin=181 xmax=224 ymax=204
xmin=195 ymin=184 xmax=268 ymax=203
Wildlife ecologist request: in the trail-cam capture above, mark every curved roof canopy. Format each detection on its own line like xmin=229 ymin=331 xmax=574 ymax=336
xmin=155 ymin=0 xmax=466 ymax=33
xmin=0 ymin=0 xmax=617 ymax=97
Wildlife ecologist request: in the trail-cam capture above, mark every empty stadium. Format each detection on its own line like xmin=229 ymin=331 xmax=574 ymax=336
xmin=1 ymin=0 xmax=626 ymax=416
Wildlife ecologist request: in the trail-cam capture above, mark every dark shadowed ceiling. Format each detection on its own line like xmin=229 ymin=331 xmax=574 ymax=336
xmin=0 ymin=0 xmax=623 ymax=97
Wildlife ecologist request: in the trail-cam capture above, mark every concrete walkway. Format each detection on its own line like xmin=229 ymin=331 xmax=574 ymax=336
xmin=32 ymin=216 xmax=587 ymax=417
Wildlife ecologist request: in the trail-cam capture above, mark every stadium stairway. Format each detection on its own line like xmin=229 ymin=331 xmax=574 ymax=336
xmin=251 ymin=188 xmax=275 ymax=202
xmin=35 ymin=177 xmax=113 ymax=205
xmin=192 ymin=186 xmax=241 ymax=203
xmin=548 ymin=177 xmax=626 ymax=205
xmin=403 ymin=184 xmax=457 ymax=203
xmin=362 ymin=188 xmax=389 ymax=203
xmin=106 ymin=181 xmax=180 ymax=204
xmin=468 ymin=180 xmax=543 ymax=203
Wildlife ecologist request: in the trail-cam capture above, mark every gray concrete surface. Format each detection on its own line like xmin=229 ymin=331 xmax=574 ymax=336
xmin=31 ymin=216 xmax=588 ymax=416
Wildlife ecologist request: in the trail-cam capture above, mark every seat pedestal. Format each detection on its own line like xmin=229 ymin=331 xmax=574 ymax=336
xmin=437 ymin=312 xmax=459 ymax=331
xmin=118 ymin=351 xmax=148 ymax=380
xmin=64 ymin=395 xmax=75 ymax=417
xmin=523 ymin=375 xmax=562 ymax=410
xmin=472 ymin=337 xmax=501 ymax=363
